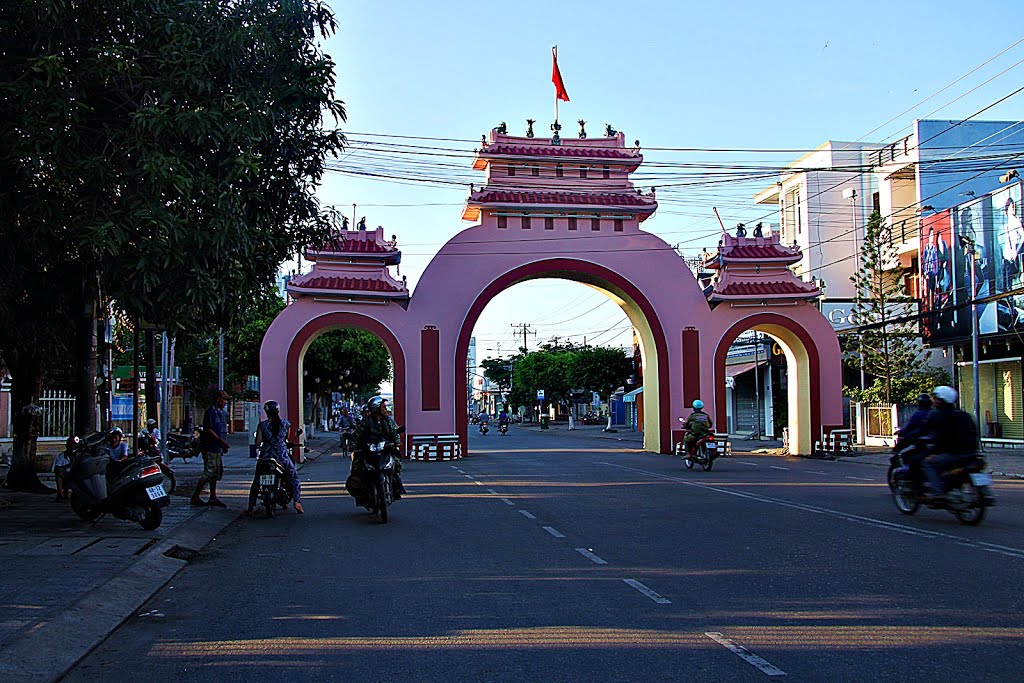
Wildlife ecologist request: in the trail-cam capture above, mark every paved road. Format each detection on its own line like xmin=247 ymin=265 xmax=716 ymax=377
xmin=66 ymin=427 xmax=1024 ymax=682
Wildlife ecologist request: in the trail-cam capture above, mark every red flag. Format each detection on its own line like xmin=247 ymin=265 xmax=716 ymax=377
xmin=552 ymin=47 xmax=570 ymax=102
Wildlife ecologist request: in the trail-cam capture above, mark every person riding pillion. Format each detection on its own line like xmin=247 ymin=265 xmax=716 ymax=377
xmin=682 ymin=400 xmax=714 ymax=456
xmin=922 ymin=385 xmax=978 ymax=500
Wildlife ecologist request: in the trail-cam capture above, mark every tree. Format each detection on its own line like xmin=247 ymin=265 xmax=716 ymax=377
xmin=848 ymin=211 xmax=925 ymax=405
xmin=302 ymin=329 xmax=392 ymax=418
xmin=1 ymin=0 xmax=346 ymax=488
xmin=569 ymin=346 xmax=633 ymax=405
xmin=481 ymin=357 xmax=515 ymax=406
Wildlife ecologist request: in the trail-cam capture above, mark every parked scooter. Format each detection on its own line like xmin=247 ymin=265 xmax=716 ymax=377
xmin=59 ymin=432 xmax=170 ymax=530
xmin=889 ymin=449 xmax=995 ymax=525
xmin=138 ymin=432 xmax=177 ymax=495
xmin=167 ymin=427 xmax=202 ymax=463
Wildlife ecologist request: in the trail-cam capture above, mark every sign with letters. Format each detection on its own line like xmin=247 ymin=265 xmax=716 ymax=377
xmin=820 ymin=299 xmax=917 ymax=333
xmin=537 ymin=389 xmax=545 ymax=400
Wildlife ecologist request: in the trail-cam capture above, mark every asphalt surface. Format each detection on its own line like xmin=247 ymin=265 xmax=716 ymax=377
xmin=65 ymin=427 xmax=1024 ymax=682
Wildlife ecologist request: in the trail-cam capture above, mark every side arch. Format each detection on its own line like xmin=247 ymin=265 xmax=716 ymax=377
xmin=283 ymin=312 xmax=406 ymax=461
xmin=454 ymin=258 xmax=673 ymax=453
xmin=713 ymin=313 xmax=823 ymax=456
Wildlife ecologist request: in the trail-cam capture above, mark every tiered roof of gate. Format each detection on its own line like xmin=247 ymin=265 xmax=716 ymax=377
xmin=703 ymin=232 xmax=820 ymax=302
xmin=287 ymin=227 xmax=409 ymax=303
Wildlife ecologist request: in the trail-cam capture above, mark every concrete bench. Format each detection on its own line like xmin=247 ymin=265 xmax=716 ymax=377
xmin=409 ymin=434 xmax=462 ymax=461
xmin=814 ymin=429 xmax=853 ymax=457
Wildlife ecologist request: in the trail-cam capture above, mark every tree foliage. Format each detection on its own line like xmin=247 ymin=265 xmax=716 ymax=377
xmin=848 ymin=211 xmax=925 ymax=404
xmin=502 ymin=345 xmax=632 ymax=411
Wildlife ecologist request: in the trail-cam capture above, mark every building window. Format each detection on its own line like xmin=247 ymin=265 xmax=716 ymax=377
xmin=497 ymin=215 xmax=507 ymax=229
xmin=785 ymin=189 xmax=802 ymax=236
xmin=613 ymin=218 xmax=623 ymax=232
xmin=580 ymin=166 xmax=588 ymax=179
xmin=568 ymin=217 xmax=577 ymax=231
xmin=591 ymin=217 xmax=600 ymax=231
xmin=603 ymin=165 xmax=610 ymax=179
xmin=531 ymin=165 xmax=540 ymax=177
xmin=545 ymin=217 xmax=554 ymax=230
xmin=522 ymin=215 xmax=531 ymax=229
xmin=872 ymin=191 xmax=881 ymax=213
xmin=508 ymin=165 xmax=516 ymax=177
xmin=556 ymin=164 xmax=563 ymax=178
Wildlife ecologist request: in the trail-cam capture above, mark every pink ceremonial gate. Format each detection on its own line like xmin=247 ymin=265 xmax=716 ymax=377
xmin=260 ymin=126 xmax=843 ymax=458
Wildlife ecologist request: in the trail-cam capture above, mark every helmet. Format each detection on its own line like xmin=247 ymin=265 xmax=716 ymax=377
xmin=367 ymin=395 xmax=387 ymax=413
xmin=931 ymin=385 xmax=958 ymax=404
xmin=263 ymin=400 xmax=280 ymax=414
xmin=109 ymin=427 xmax=124 ymax=440
xmin=146 ymin=418 xmax=157 ymax=426
xmin=917 ymin=393 xmax=932 ymax=410
xmin=692 ymin=399 xmax=704 ymax=410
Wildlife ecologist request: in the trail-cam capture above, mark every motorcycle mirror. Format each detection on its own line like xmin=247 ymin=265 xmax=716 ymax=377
xmin=678 ymin=417 xmax=685 ymax=423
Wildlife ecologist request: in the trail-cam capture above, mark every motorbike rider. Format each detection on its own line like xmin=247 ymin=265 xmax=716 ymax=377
xmin=922 ymin=385 xmax=979 ymax=500
xmin=895 ymin=394 xmax=933 ymax=471
xmin=682 ymin=400 xmax=713 ymax=456
xmin=477 ymin=410 xmax=489 ymax=433
xmin=338 ymin=407 xmax=356 ymax=451
xmin=498 ymin=409 xmax=510 ymax=429
xmin=245 ymin=400 xmax=304 ymax=515
xmin=351 ymin=395 xmax=406 ymax=499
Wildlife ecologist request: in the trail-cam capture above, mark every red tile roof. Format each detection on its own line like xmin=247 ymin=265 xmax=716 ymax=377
xmin=290 ymin=276 xmax=406 ymax=294
xmin=725 ymin=244 xmax=800 ymax=260
xmin=313 ymin=233 xmax=396 ymax=255
xmin=483 ymin=144 xmax=639 ymax=161
xmin=471 ymin=190 xmax=654 ymax=208
xmin=715 ymin=281 xmax=818 ymax=297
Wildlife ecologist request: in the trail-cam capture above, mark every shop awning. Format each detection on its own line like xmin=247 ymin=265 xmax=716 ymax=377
xmin=622 ymin=387 xmax=644 ymax=403
xmin=725 ymin=360 xmax=768 ymax=378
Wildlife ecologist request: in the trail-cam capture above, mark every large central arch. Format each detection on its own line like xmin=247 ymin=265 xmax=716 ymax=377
xmin=259 ymin=126 xmax=844 ymax=458
xmin=453 ymin=258 xmax=673 ymax=452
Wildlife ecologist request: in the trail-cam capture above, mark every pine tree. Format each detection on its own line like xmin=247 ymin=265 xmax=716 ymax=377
xmin=849 ymin=211 xmax=925 ymax=404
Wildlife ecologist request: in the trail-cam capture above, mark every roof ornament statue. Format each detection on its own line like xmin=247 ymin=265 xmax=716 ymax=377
xmin=735 ymin=223 xmax=747 ymax=237
xmin=496 ymin=121 xmax=507 ymax=135
xmin=577 ymin=119 xmax=587 ymax=139
xmin=753 ymin=222 xmax=764 ymax=238
xmin=481 ymin=134 xmax=486 ymax=146
xmin=341 ymin=216 xmax=349 ymax=230
xmin=633 ymin=139 xmax=641 ymax=154
xmin=550 ymin=120 xmax=562 ymax=146
xmin=357 ymin=217 xmax=366 ymax=231
xmin=604 ymin=123 xmax=618 ymax=137
xmin=526 ymin=119 xmax=535 ymax=138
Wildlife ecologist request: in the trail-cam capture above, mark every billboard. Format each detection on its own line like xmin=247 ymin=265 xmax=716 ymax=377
xmin=922 ymin=181 xmax=1024 ymax=343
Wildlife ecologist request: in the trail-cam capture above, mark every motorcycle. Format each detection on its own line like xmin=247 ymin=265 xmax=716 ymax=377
xmin=675 ymin=419 xmax=718 ymax=471
xmin=888 ymin=449 xmax=995 ymax=525
xmin=498 ymin=422 xmax=508 ymax=436
xmin=251 ymin=457 xmax=293 ymax=518
xmin=347 ymin=439 xmax=400 ymax=524
xmin=138 ymin=433 xmax=177 ymax=496
xmin=340 ymin=427 xmax=355 ymax=458
xmin=59 ymin=432 xmax=170 ymax=530
xmin=167 ymin=427 xmax=202 ymax=463
xmin=479 ymin=421 xmax=489 ymax=435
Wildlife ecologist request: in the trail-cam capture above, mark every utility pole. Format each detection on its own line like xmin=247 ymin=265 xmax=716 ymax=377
xmin=511 ymin=323 xmax=535 ymax=353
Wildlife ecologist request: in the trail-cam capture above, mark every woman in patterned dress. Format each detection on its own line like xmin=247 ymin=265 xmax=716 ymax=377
xmin=245 ymin=400 xmax=304 ymax=515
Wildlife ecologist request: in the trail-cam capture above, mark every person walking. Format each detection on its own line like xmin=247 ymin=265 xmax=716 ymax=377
xmin=190 ymin=390 xmax=230 ymax=507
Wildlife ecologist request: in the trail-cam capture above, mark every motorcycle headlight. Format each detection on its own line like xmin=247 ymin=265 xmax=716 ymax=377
xmin=370 ymin=442 xmax=385 ymax=452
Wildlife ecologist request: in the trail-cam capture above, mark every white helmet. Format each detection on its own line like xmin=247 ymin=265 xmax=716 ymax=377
xmin=932 ymin=385 xmax=958 ymax=404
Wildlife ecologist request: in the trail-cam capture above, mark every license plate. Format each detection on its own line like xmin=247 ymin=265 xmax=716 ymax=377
xmin=146 ymin=484 xmax=166 ymax=500
xmin=970 ymin=472 xmax=993 ymax=486
xmin=259 ymin=475 xmax=276 ymax=486
xmin=705 ymin=443 xmax=718 ymax=450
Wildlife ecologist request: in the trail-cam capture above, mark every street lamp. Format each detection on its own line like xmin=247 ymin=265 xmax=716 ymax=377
xmin=843 ymin=187 xmax=866 ymax=392
xmin=959 ymin=233 xmax=982 ymax=436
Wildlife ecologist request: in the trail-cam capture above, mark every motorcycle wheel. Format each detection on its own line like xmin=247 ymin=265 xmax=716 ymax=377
xmin=263 ymin=489 xmax=275 ymax=518
xmin=701 ymin=452 xmax=715 ymax=472
xmin=891 ymin=478 xmax=919 ymax=515
xmin=70 ymin=492 xmax=102 ymax=522
xmin=376 ymin=481 xmax=389 ymax=524
xmin=140 ymin=504 xmax=163 ymax=531
xmin=161 ymin=468 xmax=177 ymax=496
xmin=683 ymin=456 xmax=694 ymax=470
xmin=953 ymin=481 xmax=986 ymax=526
xmin=886 ymin=464 xmax=899 ymax=492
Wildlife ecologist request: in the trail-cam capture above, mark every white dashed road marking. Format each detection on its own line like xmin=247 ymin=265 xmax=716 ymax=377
xmin=846 ymin=476 xmax=873 ymax=481
xmin=575 ymin=548 xmax=608 ymax=564
xmin=705 ymin=632 xmax=787 ymax=677
xmin=623 ymin=579 xmax=671 ymax=604
xmin=464 ymin=474 xmax=474 ymax=480
xmin=500 ymin=498 xmax=515 ymax=506
xmin=808 ymin=470 xmax=827 ymax=475
xmin=518 ymin=510 xmax=536 ymax=519
xmin=542 ymin=526 xmax=565 ymax=538
xmin=486 ymin=488 xmax=498 ymax=495
xmin=769 ymin=466 xmax=789 ymax=471
xmin=736 ymin=461 xmax=759 ymax=466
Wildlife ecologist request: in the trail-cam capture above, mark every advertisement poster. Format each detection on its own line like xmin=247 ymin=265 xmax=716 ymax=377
xmin=920 ymin=209 xmax=954 ymax=340
xmin=990 ymin=182 xmax=1024 ymax=331
xmin=951 ymin=198 xmax=995 ymax=335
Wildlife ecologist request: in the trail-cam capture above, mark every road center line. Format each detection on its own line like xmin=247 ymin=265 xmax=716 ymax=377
xmin=500 ymin=498 xmax=515 ymax=506
xmin=485 ymin=488 xmax=498 ymax=495
xmin=542 ymin=526 xmax=565 ymax=538
xmin=597 ymin=461 xmax=1024 ymax=559
xmin=736 ymin=461 xmax=759 ymax=466
xmin=769 ymin=466 xmax=789 ymax=471
xmin=464 ymin=474 xmax=475 ymax=480
xmin=623 ymin=579 xmax=671 ymax=604
xmin=575 ymin=548 xmax=608 ymax=564
xmin=450 ymin=465 xmax=459 ymax=470
xmin=518 ymin=510 xmax=536 ymax=519
xmin=846 ymin=476 xmax=873 ymax=481
xmin=807 ymin=470 xmax=827 ymax=475
xmin=705 ymin=632 xmax=787 ymax=677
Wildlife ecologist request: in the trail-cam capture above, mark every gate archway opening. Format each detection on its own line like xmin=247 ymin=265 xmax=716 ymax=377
xmin=455 ymin=259 xmax=672 ymax=453
xmin=713 ymin=314 xmax=824 ymax=456
xmin=283 ymin=312 xmax=406 ymax=460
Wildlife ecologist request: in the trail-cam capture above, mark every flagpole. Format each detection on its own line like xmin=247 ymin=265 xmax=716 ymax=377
xmin=553 ymin=45 xmax=559 ymax=126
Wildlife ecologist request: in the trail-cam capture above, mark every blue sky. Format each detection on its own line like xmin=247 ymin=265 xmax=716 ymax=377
xmin=316 ymin=0 xmax=1024 ymax=359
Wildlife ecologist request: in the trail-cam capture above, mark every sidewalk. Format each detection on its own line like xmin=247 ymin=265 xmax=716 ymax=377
xmin=0 ymin=429 xmax=339 ymax=682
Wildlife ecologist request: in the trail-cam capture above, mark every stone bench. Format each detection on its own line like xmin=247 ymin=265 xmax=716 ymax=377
xmin=409 ymin=434 xmax=462 ymax=461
